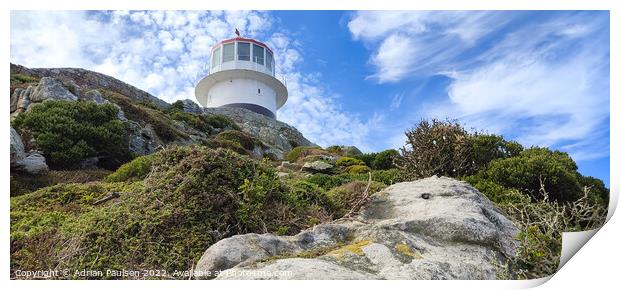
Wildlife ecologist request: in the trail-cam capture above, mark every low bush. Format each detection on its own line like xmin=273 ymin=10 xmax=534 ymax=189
xmin=104 ymin=155 xmax=154 ymax=182
xmin=497 ymin=185 xmax=606 ymax=279
xmin=472 ymin=147 xmax=584 ymax=203
xmin=11 ymin=146 xmax=341 ymax=276
xmin=286 ymin=146 xmax=323 ymax=162
xmin=370 ymin=149 xmax=400 ymax=170
xmin=102 ymin=90 xmax=190 ymax=142
xmin=12 ymin=100 xmax=130 ymax=169
xmin=10 ymin=73 xmax=39 ymax=86
xmin=286 ymin=180 xmax=332 ymax=209
xmin=215 ymin=130 xmax=261 ymax=151
xmin=305 ymin=174 xmax=352 ymax=191
xmin=336 ymin=157 xmax=365 ymax=167
xmin=345 ymin=165 xmax=371 ymax=174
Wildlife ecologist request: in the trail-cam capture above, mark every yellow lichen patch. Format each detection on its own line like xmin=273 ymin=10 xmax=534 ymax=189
xmin=328 ymin=240 xmax=373 ymax=257
xmin=395 ymin=243 xmax=423 ymax=259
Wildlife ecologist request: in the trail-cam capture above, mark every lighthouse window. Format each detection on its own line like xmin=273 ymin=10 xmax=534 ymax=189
xmin=265 ymin=50 xmax=273 ymax=71
xmin=253 ymin=44 xmax=264 ymax=65
xmin=222 ymin=43 xmax=235 ymax=62
xmin=237 ymin=42 xmax=251 ymax=61
xmin=211 ymin=46 xmax=221 ymax=68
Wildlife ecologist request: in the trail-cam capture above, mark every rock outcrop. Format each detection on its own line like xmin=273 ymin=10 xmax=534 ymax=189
xmin=10 ymin=127 xmax=48 ymax=175
xmin=11 ymin=63 xmax=168 ymax=108
xmin=301 ymin=160 xmax=334 ymax=173
xmin=195 ymin=176 xmax=519 ymax=280
xmin=10 ymin=77 xmax=78 ymax=118
xmin=203 ymin=107 xmax=316 ymax=160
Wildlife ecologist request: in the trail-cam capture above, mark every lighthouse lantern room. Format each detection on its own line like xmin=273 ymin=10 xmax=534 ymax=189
xmin=195 ymin=32 xmax=288 ymax=119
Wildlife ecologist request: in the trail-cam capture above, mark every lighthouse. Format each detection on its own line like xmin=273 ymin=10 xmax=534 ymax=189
xmin=195 ymin=33 xmax=288 ymax=119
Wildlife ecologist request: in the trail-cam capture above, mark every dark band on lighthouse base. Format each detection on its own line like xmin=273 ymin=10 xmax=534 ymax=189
xmin=219 ymin=103 xmax=276 ymax=119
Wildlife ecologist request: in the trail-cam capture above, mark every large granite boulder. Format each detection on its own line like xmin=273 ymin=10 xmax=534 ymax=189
xmin=195 ymin=176 xmax=519 ymax=280
xmin=10 ymin=77 xmax=77 ymax=118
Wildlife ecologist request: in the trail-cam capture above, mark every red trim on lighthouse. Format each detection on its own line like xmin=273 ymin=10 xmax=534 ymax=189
xmin=211 ymin=37 xmax=273 ymax=54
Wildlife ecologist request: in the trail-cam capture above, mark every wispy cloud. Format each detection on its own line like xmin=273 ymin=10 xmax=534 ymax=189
xmin=11 ymin=10 xmax=374 ymax=150
xmin=348 ymin=11 xmax=609 ymax=161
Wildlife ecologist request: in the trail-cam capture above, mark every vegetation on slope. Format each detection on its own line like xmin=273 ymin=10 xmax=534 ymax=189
xmin=12 ymin=100 xmax=130 ymax=169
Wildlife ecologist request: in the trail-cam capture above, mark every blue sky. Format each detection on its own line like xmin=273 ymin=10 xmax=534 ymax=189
xmin=10 ymin=10 xmax=610 ymax=185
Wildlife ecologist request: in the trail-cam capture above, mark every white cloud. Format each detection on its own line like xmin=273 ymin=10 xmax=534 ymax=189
xmin=11 ymin=10 xmax=374 ymax=151
xmin=349 ymin=11 xmax=509 ymax=83
xmin=349 ymin=11 xmax=610 ymax=161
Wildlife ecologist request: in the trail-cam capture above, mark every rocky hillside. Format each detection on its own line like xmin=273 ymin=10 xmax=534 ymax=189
xmin=10 ymin=63 xmax=314 ymax=167
xmin=196 ymin=177 xmax=518 ymax=279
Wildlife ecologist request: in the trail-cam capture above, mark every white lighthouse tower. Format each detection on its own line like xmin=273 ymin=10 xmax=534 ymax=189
xmin=195 ymin=32 xmax=287 ymax=119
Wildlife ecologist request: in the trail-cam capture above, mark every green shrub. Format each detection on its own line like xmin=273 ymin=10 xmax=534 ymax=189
xmin=326 ymin=181 xmax=386 ymax=217
xmin=470 ymin=134 xmax=523 ymax=170
xmin=286 ymin=146 xmax=323 ymax=162
xmin=368 ymin=169 xmax=405 ymax=185
xmin=102 ymin=90 xmax=186 ymax=142
xmin=11 ymin=100 xmax=130 ymax=169
xmin=10 ymin=73 xmax=39 ymax=85
xmin=336 ymin=157 xmax=365 ymax=167
xmin=371 ymin=149 xmax=400 ymax=170
xmin=305 ymin=174 xmax=352 ymax=191
xmin=398 ymin=119 xmax=525 ymax=179
xmin=287 ymin=180 xmax=331 ymax=208
xmin=577 ymin=174 xmax=609 ymax=206
xmin=345 ymin=165 xmax=371 ymax=174
xmin=11 ymin=146 xmax=304 ymax=274
xmin=11 ymin=146 xmax=347 ymax=275
xmin=398 ymin=119 xmax=474 ymax=178
xmin=215 ymin=130 xmax=261 ymax=151
xmin=105 ymin=155 xmax=154 ymax=182
xmin=166 ymin=102 xmax=239 ymax=134
xmin=203 ymin=138 xmax=251 ymax=156
xmin=464 ymin=176 xmax=530 ymax=205
xmin=473 ymin=147 xmax=583 ymax=203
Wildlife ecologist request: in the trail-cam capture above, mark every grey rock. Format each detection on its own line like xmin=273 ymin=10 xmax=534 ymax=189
xmin=18 ymin=152 xmax=49 ymax=175
xmin=29 ymin=77 xmax=77 ymax=103
xmin=301 ymin=160 xmax=333 ymax=173
xmin=278 ymin=161 xmax=302 ymax=172
xmin=81 ymin=90 xmax=109 ymax=105
xmin=179 ymin=99 xmax=203 ymax=114
xmin=128 ymin=123 xmax=164 ymax=156
xmin=10 ymin=127 xmax=26 ymax=167
xmin=11 ymin=63 xmax=169 ymax=109
xmin=11 ymin=127 xmax=48 ymax=174
xmin=10 ymin=77 xmax=77 ymax=118
xmin=195 ymin=177 xmax=519 ymax=280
